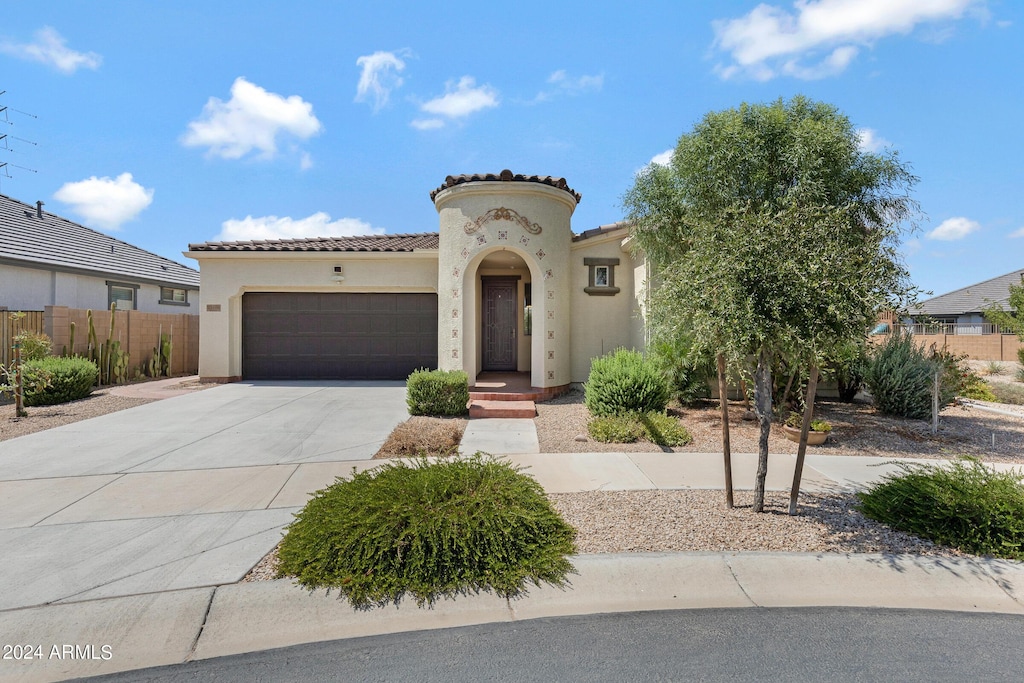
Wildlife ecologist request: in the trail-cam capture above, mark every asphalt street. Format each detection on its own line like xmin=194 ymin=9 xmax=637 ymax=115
xmin=80 ymin=607 xmax=1024 ymax=682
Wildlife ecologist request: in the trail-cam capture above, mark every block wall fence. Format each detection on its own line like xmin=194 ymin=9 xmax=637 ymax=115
xmin=44 ymin=306 xmax=199 ymax=376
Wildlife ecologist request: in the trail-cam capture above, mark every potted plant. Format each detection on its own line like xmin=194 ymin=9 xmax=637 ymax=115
xmin=781 ymin=413 xmax=832 ymax=445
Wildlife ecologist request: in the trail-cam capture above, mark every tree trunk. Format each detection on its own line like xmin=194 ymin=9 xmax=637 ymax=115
xmin=717 ymin=353 xmax=734 ymax=508
xmin=752 ymin=348 xmax=773 ymax=513
xmin=789 ymin=365 xmax=819 ymax=515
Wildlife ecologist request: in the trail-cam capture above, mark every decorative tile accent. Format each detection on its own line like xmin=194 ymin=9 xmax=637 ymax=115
xmin=475 ymin=234 xmax=488 ymax=246
xmin=452 ymin=289 xmax=459 ymax=299
xmin=547 ymin=371 xmax=555 ymax=380
xmin=547 ymin=310 xmax=554 ymax=319
xmin=547 ymin=290 xmax=554 ymax=300
xmin=452 ymin=309 xmax=459 ymax=318
xmin=463 ymin=207 xmax=543 ymax=235
xmin=452 ymin=267 xmax=460 ymax=278
xmin=520 ymin=235 xmax=530 ymax=247
xmin=547 ymin=350 xmax=554 ymax=360
xmin=497 ymin=229 xmax=508 ymax=240
xmin=536 ymin=248 xmax=546 ymax=260
xmin=452 ymin=329 xmax=459 ymax=338
xmin=544 ymin=269 xmax=553 ymax=280
xmin=461 ymin=247 xmax=470 ymax=259
xmin=452 ymin=349 xmax=459 ymax=359
xmin=547 ymin=330 xmax=555 ymax=339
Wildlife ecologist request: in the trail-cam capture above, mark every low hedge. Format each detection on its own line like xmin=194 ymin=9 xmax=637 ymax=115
xmin=588 ymin=411 xmax=692 ymax=447
xmin=277 ymin=454 xmax=577 ymax=608
xmin=857 ymin=457 xmax=1024 ymax=560
xmin=406 ymin=369 xmax=469 ymax=416
xmin=22 ymin=357 xmax=98 ymax=406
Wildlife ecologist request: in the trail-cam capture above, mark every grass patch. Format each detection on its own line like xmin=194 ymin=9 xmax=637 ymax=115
xmin=374 ymin=416 xmax=465 ymax=458
xmin=988 ymin=382 xmax=1024 ymax=406
xmin=276 ymin=454 xmax=577 ymax=608
xmin=588 ymin=411 xmax=692 ymax=447
xmin=857 ymin=457 xmax=1024 ymax=560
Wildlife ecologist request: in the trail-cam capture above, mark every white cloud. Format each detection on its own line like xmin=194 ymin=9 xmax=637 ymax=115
xmin=927 ymin=216 xmax=981 ymax=241
xmin=0 ymin=26 xmax=101 ymax=74
xmin=547 ymin=70 xmax=604 ymax=93
xmin=712 ymin=0 xmax=980 ymax=80
xmin=417 ymin=76 xmax=498 ymax=127
xmin=182 ymin=77 xmax=322 ymax=160
xmin=53 ymin=173 xmax=153 ymax=231
xmin=410 ymin=118 xmax=445 ymax=130
xmin=355 ymin=50 xmax=407 ymax=111
xmin=650 ymin=149 xmax=674 ymax=166
xmin=215 ymin=212 xmax=384 ymax=242
xmin=856 ymin=127 xmax=891 ymax=152
xmin=1009 ymin=226 xmax=1024 ymax=238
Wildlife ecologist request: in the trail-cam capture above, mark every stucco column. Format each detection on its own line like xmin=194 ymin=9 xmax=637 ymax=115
xmin=432 ymin=172 xmax=579 ymax=389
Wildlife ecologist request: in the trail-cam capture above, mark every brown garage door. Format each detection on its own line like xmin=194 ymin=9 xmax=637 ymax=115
xmin=242 ymin=292 xmax=438 ymax=380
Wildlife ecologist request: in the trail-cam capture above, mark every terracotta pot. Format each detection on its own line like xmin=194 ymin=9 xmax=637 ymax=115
xmin=781 ymin=424 xmax=828 ymax=445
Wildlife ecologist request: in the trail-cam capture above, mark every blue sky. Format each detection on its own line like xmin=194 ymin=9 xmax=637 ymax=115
xmin=1 ymin=0 xmax=1020 ymax=299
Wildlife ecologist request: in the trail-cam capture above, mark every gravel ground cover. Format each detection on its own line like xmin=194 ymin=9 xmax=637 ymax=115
xmin=0 ymin=390 xmax=154 ymax=442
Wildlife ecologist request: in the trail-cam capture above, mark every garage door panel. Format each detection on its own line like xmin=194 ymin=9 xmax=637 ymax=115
xmin=242 ymin=293 xmax=437 ymax=380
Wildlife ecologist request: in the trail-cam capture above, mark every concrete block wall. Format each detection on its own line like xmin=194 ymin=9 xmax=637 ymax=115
xmin=45 ymin=306 xmax=199 ymax=375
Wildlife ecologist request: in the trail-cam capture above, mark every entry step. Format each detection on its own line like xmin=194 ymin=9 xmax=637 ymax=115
xmin=469 ymin=399 xmax=537 ymax=419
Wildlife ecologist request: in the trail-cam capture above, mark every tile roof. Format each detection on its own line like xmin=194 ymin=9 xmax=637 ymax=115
xmin=430 ymin=170 xmax=581 ymax=203
xmin=572 ymin=221 xmax=631 ymax=242
xmin=911 ymin=268 xmax=1024 ymax=316
xmin=0 ymin=193 xmax=199 ymax=288
xmin=189 ymin=233 xmax=440 ymax=252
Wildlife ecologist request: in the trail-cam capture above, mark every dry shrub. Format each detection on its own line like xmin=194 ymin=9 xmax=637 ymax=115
xmin=375 ymin=416 xmax=466 ymax=458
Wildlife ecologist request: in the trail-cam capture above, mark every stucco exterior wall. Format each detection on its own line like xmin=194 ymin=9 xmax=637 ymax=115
xmin=191 ymin=252 xmax=439 ymax=379
xmin=0 ymin=263 xmax=197 ymax=314
xmin=568 ymin=232 xmax=647 ymax=382
xmin=434 ymin=182 xmax=576 ymax=388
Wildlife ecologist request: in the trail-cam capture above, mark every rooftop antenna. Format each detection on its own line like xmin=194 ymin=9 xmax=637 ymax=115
xmin=0 ymin=91 xmax=39 ymax=192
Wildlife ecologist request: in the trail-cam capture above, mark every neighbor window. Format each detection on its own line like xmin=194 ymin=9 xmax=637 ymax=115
xmin=106 ymin=282 xmax=139 ymax=310
xmin=160 ymin=287 xmax=189 ymax=305
xmin=584 ymin=258 xmax=620 ymax=295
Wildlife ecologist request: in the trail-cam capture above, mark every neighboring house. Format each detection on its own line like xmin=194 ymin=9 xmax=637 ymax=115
xmin=188 ymin=171 xmax=647 ymax=386
xmin=909 ymin=268 xmax=1024 ymax=335
xmin=0 ymin=193 xmax=199 ymax=314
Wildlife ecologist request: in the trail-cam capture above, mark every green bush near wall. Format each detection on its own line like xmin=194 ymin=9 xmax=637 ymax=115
xmin=23 ymin=357 xmax=98 ymax=406
xmin=584 ymin=348 xmax=670 ymax=417
xmin=406 ymin=369 xmax=470 ymax=416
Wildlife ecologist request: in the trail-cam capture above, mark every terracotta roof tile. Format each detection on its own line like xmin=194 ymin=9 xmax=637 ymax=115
xmin=188 ymin=233 xmax=440 ymax=252
xmin=430 ymin=169 xmax=581 ymax=203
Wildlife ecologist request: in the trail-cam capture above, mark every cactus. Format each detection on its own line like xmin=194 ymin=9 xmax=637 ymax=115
xmin=67 ymin=321 xmax=76 ymax=357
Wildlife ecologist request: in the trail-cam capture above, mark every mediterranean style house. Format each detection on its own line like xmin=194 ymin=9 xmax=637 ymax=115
xmin=187 ymin=171 xmax=648 ymax=388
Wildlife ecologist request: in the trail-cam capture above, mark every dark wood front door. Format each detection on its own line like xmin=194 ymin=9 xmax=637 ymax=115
xmin=482 ymin=277 xmax=518 ymax=371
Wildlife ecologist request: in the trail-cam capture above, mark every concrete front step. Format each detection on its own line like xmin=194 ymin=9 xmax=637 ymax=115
xmin=469 ymin=399 xmax=537 ymax=419
xmin=468 ymin=384 xmax=569 ymax=403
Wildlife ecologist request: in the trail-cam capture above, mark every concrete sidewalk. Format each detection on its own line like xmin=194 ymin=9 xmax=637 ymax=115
xmin=2 ymin=393 xmax=1023 ymax=682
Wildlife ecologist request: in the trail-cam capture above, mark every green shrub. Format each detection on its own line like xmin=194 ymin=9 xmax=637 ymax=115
xmin=588 ymin=411 xmax=692 ymax=446
xmin=857 ymin=458 xmax=1024 ymax=560
xmin=990 ymin=382 xmax=1024 ymax=405
xmin=584 ymin=348 xmax=670 ymax=417
xmin=1017 ymin=366 xmax=1024 ymax=383
xmin=277 ymin=454 xmax=576 ymax=608
xmin=823 ymin=339 xmax=870 ymax=402
xmin=15 ymin=331 xmax=52 ymax=361
xmin=650 ymin=337 xmax=712 ymax=405
xmin=864 ymin=330 xmax=957 ymax=419
xmin=785 ymin=413 xmax=832 ymax=432
xmin=406 ymin=369 xmax=469 ymax=416
xmin=986 ymin=361 xmax=1006 ymax=376
xmin=22 ymin=357 xmax=97 ymax=406
xmin=961 ymin=378 xmax=997 ymax=402
xmin=1018 ymin=348 xmax=1024 ymax=367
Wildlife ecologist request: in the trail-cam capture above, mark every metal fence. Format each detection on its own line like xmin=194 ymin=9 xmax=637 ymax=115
xmin=901 ymin=323 xmax=1012 ymax=336
xmin=0 ymin=310 xmax=45 ymax=366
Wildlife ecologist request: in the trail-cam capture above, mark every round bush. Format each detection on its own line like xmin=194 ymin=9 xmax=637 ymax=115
xmin=277 ymin=454 xmax=577 ymax=608
xmin=16 ymin=332 xmax=52 ymax=361
xmin=857 ymin=458 xmax=1024 ymax=560
xmin=584 ymin=348 xmax=670 ymax=417
xmin=22 ymin=357 xmax=98 ymax=406
xmin=406 ymin=368 xmax=469 ymax=416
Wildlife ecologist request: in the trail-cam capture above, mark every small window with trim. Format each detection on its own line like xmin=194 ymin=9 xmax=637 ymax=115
xmin=584 ymin=258 xmax=620 ymax=295
xmin=160 ymin=287 xmax=189 ymax=305
xmin=107 ymin=282 xmax=138 ymax=310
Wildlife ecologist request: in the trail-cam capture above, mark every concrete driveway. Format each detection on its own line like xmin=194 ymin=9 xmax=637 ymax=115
xmin=0 ymin=381 xmax=409 ymax=612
